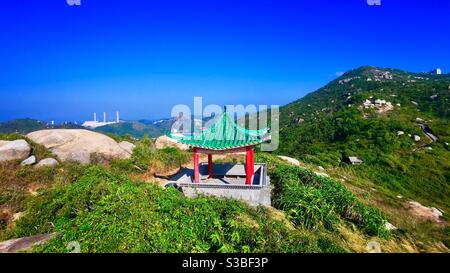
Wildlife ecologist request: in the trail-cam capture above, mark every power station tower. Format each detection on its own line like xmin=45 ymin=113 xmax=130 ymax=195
xmin=103 ymin=112 xmax=106 ymax=123
xmin=116 ymin=111 xmax=120 ymax=123
xmin=93 ymin=112 xmax=97 ymax=122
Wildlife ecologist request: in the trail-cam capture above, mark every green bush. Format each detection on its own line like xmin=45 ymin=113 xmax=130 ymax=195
xmin=256 ymin=154 xmax=389 ymax=237
xmin=112 ymin=136 xmax=190 ymax=174
xmin=157 ymin=147 xmax=190 ymax=169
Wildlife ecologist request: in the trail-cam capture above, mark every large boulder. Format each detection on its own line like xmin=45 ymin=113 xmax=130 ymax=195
xmin=155 ymin=135 xmax=189 ymax=151
xmin=0 ymin=139 xmax=31 ymax=162
xmin=27 ymin=129 xmax=131 ymax=164
xmin=406 ymin=201 xmax=443 ymax=223
xmin=118 ymin=141 xmax=136 ymax=155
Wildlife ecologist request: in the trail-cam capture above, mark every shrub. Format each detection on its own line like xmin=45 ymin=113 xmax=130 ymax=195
xmin=256 ymin=154 xmax=389 ymax=237
xmin=130 ymin=135 xmax=157 ymax=171
xmin=115 ymin=136 xmax=190 ymax=174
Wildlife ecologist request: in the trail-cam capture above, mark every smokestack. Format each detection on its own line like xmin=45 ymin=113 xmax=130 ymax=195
xmin=116 ymin=111 xmax=119 ymax=123
xmin=103 ymin=112 xmax=106 ymax=123
xmin=94 ymin=112 xmax=97 ymax=122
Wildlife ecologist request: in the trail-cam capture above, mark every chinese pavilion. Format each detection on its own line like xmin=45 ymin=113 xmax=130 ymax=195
xmin=167 ymin=110 xmax=270 ymax=184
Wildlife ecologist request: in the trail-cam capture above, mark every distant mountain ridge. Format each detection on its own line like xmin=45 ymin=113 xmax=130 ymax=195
xmin=0 ymin=118 xmax=84 ymax=135
xmin=93 ymin=120 xmax=168 ymax=138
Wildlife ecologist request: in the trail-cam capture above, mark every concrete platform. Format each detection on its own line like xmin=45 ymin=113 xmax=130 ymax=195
xmin=166 ymin=163 xmax=271 ymax=206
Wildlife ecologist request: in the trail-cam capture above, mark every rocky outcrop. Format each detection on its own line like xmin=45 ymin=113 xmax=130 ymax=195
xmin=406 ymin=201 xmax=443 ymax=223
xmin=0 ymin=233 xmax=57 ymax=253
xmin=26 ymin=129 xmax=131 ymax=164
xmin=155 ymin=135 xmax=189 ymax=151
xmin=276 ymin=156 xmax=330 ymax=177
xmin=118 ymin=141 xmax=136 ymax=155
xmin=314 ymin=172 xmax=329 ymax=177
xmin=36 ymin=158 xmax=59 ymax=168
xmin=384 ymin=222 xmax=397 ymax=231
xmin=20 ymin=155 xmax=36 ymax=166
xmin=0 ymin=139 xmax=31 ymax=162
xmin=277 ymin=155 xmax=301 ymax=167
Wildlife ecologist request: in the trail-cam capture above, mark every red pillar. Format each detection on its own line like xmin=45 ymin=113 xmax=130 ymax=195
xmin=208 ymin=154 xmax=213 ymax=179
xmin=193 ymin=147 xmax=199 ymax=183
xmin=245 ymin=146 xmax=254 ymax=185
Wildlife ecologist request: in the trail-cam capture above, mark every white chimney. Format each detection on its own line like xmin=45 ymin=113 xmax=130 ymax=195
xmin=116 ymin=111 xmax=119 ymax=123
xmin=94 ymin=112 xmax=97 ymax=122
xmin=103 ymin=112 xmax=106 ymax=123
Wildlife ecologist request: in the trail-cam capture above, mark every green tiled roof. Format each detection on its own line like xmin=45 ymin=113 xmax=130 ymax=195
xmin=167 ymin=112 xmax=270 ymax=150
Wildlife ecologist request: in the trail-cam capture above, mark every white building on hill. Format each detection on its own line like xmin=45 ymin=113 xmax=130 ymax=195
xmin=82 ymin=111 xmax=120 ymax=129
xmin=430 ymin=68 xmax=442 ymax=75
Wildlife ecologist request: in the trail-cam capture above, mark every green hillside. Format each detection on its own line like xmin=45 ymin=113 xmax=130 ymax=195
xmin=94 ymin=121 xmax=164 ymax=138
xmin=0 ymin=118 xmax=84 ymax=134
xmin=276 ymin=66 xmax=450 ymax=214
xmin=138 ymin=118 xmax=175 ymax=133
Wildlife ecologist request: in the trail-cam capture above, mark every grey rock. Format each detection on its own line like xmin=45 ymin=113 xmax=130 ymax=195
xmin=27 ymin=129 xmax=131 ymax=164
xmin=277 ymin=155 xmax=301 ymax=166
xmin=0 ymin=233 xmax=57 ymax=253
xmin=36 ymin=158 xmax=59 ymax=168
xmin=155 ymin=135 xmax=189 ymax=151
xmin=20 ymin=155 xmax=36 ymax=166
xmin=0 ymin=139 xmax=31 ymax=162
xmin=385 ymin=222 xmax=397 ymax=231
xmin=118 ymin=141 xmax=136 ymax=155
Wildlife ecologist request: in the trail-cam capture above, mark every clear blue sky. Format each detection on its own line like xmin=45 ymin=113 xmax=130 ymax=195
xmin=1 ymin=0 xmax=449 ymax=122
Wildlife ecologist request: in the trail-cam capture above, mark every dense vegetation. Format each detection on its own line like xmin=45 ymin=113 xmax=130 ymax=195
xmin=256 ymin=153 xmax=388 ymax=237
xmin=7 ymin=166 xmax=347 ymax=253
